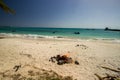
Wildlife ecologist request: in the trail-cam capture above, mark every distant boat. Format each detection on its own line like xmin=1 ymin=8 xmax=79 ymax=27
xmin=104 ymin=27 xmax=120 ymax=31
xmin=74 ymin=32 xmax=80 ymax=34
xmin=52 ymin=31 xmax=57 ymax=34
xmin=12 ymin=30 xmax=16 ymax=32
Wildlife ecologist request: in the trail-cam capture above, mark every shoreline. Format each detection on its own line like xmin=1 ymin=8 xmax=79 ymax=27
xmin=0 ymin=32 xmax=120 ymax=43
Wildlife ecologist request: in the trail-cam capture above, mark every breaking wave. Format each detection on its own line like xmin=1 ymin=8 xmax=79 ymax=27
xmin=0 ymin=33 xmax=120 ymax=43
xmin=0 ymin=33 xmax=65 ymax=39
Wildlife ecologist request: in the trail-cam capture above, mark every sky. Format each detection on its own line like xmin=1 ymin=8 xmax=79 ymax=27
xmin=0 ymin=0 xmax=120 ymax=29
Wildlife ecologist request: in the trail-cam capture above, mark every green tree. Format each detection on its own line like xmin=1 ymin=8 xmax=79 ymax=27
xmin=0 ymin=0 xmax=15 ymax=14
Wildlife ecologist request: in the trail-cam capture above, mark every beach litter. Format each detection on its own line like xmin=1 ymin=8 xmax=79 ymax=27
xmin=49 ymin=54 xmax=79 ymax=65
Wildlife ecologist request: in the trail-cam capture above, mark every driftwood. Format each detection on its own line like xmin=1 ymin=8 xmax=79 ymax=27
xmin=95 ymin=66 xmax=120 ymax=80
xmin=94 ymin=73 xmax=103 ymax=80
xmin=95 ymin=73 xmax=120 ymax=80
xmin=101 ymin=66 xmax=120 ymax=73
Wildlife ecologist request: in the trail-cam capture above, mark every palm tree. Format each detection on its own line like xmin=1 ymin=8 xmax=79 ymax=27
xmin=0 ymin=0 xmax=15 ymax=14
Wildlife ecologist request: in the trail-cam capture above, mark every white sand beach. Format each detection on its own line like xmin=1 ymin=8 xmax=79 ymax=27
xmin=0 ymin=37 xmax=120 ymax=80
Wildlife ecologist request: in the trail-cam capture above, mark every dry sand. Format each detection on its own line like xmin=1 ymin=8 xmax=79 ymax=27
xmin=0 ymin=37 xmax=120 ymax=80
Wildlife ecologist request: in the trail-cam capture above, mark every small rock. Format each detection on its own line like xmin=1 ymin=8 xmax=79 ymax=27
xmin=75 ymin=61 xmax=79 ymax=65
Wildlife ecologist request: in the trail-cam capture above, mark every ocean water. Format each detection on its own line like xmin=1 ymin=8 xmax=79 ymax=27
xmin=0 ymin=26 xmax=120 ymax=40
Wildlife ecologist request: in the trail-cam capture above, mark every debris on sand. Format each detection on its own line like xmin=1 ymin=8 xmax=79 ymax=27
xmin=49 ymin=54 xmax=79 ymax=65
xmin=75 ymin=44 xmax=80 ymax=47
xmin=75 ymin=44 xmax=88 ymax=49
xmin=95 ymin=66 xmax=120 ymax=80
xmin=95 ymin=73 xmax=120 ymax=80
xmin=13 ymin=65 xmax=21 ymax=72
xmin=0 ymin=37 xmax=5 ymax=39
xmin=74 ymin=61 xmax=79 ymax=65
xmin=0 ymin=64 xmax=74 ymax=80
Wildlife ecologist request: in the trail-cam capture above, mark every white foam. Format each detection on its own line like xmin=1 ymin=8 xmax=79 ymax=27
xmin=0 ymin=33 xmax=61 ymax=39
xmin=0 ymin=33 xmax=120 ymax=43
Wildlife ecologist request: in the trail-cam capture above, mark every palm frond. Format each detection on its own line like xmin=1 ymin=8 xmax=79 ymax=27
xmin=0 ymin=0 xmax=15 ymax=14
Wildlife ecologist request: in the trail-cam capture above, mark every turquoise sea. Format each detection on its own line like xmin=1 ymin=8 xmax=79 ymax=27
xmin=0 ymin=26 xmax=120 ymax=40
